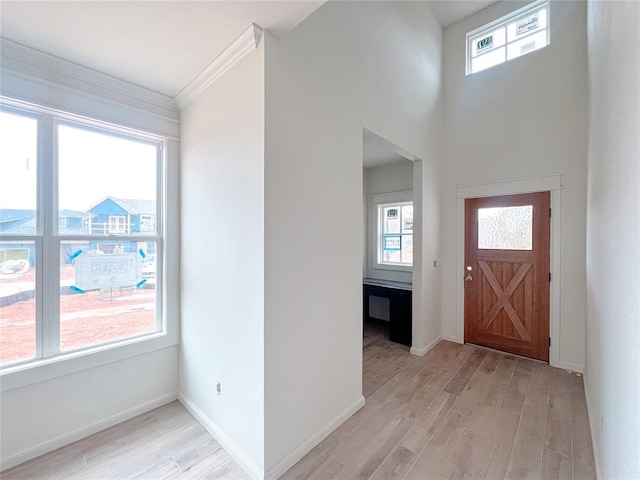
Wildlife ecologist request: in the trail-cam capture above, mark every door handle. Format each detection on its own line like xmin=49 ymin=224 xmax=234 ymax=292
xmin=464 ymin=265 xmax=473 ymax=282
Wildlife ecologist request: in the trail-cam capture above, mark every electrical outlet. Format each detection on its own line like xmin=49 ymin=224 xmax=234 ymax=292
xmin=600 ymin=416 xmax=604 ymax=434
xmin=216 ymin=382 xmax=222 ymax=396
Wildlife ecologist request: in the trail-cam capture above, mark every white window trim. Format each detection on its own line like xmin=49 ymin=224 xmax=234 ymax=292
xmin=0 ymin=96 xmax=179 ymax=392
xmin=466 ymin=0 xmax=550 ymax=75
xmin=370 ymin=190 xmax=413 ymax=273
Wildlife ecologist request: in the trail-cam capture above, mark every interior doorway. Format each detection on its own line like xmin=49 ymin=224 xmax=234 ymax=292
xmin=464 ymin=191 xmax=550 ymax=361
xmin=361 ymin=129 xmax=420 ymax=352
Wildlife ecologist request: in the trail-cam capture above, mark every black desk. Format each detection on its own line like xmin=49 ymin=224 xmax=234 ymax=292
xmin=363 ymin=278 xmax=412 ymax=347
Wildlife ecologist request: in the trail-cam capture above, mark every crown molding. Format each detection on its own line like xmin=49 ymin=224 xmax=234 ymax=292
xmin=0 ymin=38 xmax=179 ymax=121
xmin=174 ymin=23 xmax=263 ymax=110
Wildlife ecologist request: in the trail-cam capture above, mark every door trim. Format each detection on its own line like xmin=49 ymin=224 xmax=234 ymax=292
xmin=454 ymin=173 xmax=566 ymax=370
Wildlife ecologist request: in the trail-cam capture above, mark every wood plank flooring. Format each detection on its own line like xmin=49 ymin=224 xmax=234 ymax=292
xmin=1 ymin=402 xmax=251 ymax=480
xmin=3 ymin=322 xmax=595 ymax=479
xmin=281 ymin=322 xmax=596 ymax=480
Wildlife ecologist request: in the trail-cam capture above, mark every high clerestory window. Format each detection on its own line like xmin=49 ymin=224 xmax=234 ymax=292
xmin=0 ymin=101 xmax=164 ymax=368
xmin=466 ymin=0 xmax=550 ymax=75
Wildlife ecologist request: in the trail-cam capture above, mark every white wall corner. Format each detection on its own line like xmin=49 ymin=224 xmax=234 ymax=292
xmin=175 ymin=24 xmax=264 ymax=109
xmin=441 ymin=334 xmax=460 ymax=343
xmin=264 ymin=395 xmax=365 ymax=480
xmin=410 ymin=335 xmax=442 ymax=356
xmin=178 ymin=394 xmax=264 ymax=480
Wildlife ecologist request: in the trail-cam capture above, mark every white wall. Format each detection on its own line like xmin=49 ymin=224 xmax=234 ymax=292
xmin=263 ymin=2 xmax=443 ymax=474
xmin=585 ymin=1 xmax=640 ymax=478
xmin=441 ymin=1 xmax=588 ymax=370
xmin=179 ymin=44 xmax=265 ymax=473
xmin=0 ymin=347 xmax=178 ymax=467
xmin=364 ymin=162 xmax=414 ymax=283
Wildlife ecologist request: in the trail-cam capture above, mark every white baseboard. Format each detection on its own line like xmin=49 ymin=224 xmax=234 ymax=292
xmin=410 ymin=335 xmax=443 ymax=356
xmin=264 ymin=395 xmax=366 ymax=480
xmin=552 ymin=361 xmax=584 ymax=374
xmin=0 ymin=391 xmax=178 ymax=472
xmin=582 ymin=374 xmax=602 ymax=480
xmin=441 ymin=334 xmax=460 ymax=343
xmin=178 ymin=394 xmax=264 ymax=480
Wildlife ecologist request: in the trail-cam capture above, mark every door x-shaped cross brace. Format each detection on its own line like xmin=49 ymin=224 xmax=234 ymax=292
xmin=478 ymin=261 xmax=533 ymax=341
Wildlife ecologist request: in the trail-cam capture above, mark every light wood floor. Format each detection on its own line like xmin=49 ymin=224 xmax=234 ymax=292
xmin=2 ymin=402 xmax=251 ymax=480
xmin=281 ymin=322 xmax=596 ymax=480
xmin=4 ymin=322 xmax=595 ymax=480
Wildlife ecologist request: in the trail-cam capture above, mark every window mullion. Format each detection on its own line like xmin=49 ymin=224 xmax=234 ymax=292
xmin=41 ymin=114 xmax=59 ymax=358
xmin=33 ymin=116 xmax=46 ymax=360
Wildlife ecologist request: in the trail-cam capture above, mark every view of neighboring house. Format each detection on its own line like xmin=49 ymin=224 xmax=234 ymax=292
xmin=0 ymin=196 xmax=155 ymax=236
xmin=0 ymin=196 xmax=156 ymax=264
xmin=83 ymin=196 xmax=156 ymax=235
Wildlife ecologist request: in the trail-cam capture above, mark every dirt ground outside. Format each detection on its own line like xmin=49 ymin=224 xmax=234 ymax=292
xmin=0 ymin=267 xmax=156 ymax=365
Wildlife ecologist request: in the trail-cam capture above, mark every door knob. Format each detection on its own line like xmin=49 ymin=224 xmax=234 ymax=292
xmin=465 ymin=265 xmax=472 ymax=282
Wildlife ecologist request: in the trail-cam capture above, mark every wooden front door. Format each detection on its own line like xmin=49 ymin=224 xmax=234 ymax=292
xmin=464 ymin=192 xmax=550 ymax=361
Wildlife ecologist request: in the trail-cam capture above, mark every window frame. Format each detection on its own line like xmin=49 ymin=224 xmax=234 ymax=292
xmin=0 ymin=98 xmax=167 ymax=374
xmin=370 ymin=190 xmax=413 ymax=273
xmin=466 ymin=0 xmax=550 ymax=76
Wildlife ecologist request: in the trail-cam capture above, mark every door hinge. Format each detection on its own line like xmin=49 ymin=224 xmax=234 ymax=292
xmin=549 ymin=337 xmax=551 ymax=346
xmin=549 ymin=272 xmax=551 ymax=282
xmin=549 ymin=208 xmax=552 ymax=218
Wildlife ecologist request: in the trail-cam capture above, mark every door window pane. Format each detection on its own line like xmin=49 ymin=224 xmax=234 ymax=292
xmin=0 ymin=241 xmax=36 ymax=364
xmin=0 ymin=111 xmax=38 ymax=235
xmin=57 ymin=125 xmax=157 ymax=236
xmin=478 ymin=205 xmax=533 ymax=250
xmin=60 ymin=240 xmax=157 ymax=352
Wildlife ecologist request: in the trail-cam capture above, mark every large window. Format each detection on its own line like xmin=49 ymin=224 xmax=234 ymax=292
xmin=0 ymin=102 xmax=164 ymax=368
xmin=466 ymin=1 xmax=550 ymax=75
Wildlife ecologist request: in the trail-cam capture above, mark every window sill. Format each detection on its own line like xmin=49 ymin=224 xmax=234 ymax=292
xmin=0 ymin=331 xmax=178 ymax=393
xmin=374 ymin=263 xmax=413 ymax=273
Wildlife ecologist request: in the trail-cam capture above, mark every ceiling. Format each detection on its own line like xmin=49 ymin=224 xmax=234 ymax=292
xmin=0 ymin=1 xmax=496 ymax=100
xmin=0 ymin=1 xmax=324 ymax=98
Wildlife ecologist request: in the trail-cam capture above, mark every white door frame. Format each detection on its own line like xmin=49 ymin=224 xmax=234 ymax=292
xmin=455 ymin=173 xmax=563 ymax=368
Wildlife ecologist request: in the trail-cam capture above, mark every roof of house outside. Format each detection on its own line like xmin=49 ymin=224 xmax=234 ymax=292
xmin=85 ymin=196 xmax=155 ymax=215
xmin=112 ymin=198 xmax=155 ymax=215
